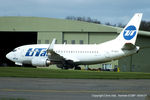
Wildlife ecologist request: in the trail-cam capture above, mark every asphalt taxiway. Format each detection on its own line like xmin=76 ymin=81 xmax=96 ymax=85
xmin=0 ymin=77 xmax=150 ymax=100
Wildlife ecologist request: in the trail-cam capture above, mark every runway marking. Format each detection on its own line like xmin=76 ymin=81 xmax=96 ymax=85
xmin=1 ymin=89 xmax=150 ymax=93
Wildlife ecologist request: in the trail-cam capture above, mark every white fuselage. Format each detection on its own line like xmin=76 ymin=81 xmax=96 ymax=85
xmin=6 ymin=39 xmax=139 ymax=66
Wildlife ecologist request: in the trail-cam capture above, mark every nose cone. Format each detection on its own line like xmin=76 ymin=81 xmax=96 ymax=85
xmin=6 ymin=52 xmax=13 ymax=61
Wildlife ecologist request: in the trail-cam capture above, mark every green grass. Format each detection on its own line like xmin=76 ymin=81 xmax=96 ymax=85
xmin=0 ymin=67 xmax=150 ymax=79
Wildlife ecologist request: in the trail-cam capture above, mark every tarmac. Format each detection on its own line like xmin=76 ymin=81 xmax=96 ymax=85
xmin=0 ymin=77 xmax=150 ymax=100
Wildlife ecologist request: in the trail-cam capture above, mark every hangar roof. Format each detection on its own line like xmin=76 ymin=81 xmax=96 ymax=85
xmin=0 ymin=16 xmax=116 ymax=32
xmin=0 ymin=16 xmax=150 ymax=37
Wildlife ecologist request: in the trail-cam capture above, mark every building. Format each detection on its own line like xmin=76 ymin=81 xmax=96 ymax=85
xmin=0 ymin=16 xmax=150 ymax=72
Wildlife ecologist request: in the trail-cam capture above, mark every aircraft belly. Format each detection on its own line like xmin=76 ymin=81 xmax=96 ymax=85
xmin=76 ymin=55 xmax=108 ymax=65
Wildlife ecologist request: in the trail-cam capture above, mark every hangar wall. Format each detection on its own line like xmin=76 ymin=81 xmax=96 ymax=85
xmin=89 ymin=32 xmax=117 ymax=44
xmin=119 ymin=35 xmax=150 ymax=72
xmin=63 ymin=32 xmax=89 ymax=44
xmin=38 ymin=32 xmax=62 ymax=44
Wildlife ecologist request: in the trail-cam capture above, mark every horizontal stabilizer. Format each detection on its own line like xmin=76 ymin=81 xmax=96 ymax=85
xmin=122 ymin=43 xmax=136 ymax=50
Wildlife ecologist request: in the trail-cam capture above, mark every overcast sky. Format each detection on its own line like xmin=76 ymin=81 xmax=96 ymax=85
xmin=0 ymin=0 xmax=150 ymax=25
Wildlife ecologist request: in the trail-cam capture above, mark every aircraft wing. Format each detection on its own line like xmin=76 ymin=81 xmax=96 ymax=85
xmin=62 ymin=55 xmax=80 ymax=62
xmin=47 ymin=39 xmax=79 ymax=63
xmin=121 ymin=43 xmax=136 ymax=50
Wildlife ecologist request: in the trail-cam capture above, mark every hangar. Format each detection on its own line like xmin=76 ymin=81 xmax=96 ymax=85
xmin=0 ymin=16 xmax=150 ymax=72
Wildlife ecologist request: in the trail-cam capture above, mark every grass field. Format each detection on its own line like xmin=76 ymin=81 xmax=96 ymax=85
xmin=0 ymin=67 xmax=150 ymax=79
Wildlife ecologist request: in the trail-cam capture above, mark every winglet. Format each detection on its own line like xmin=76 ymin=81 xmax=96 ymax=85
xmin=48 ymin=38 xmax=56 ymax=52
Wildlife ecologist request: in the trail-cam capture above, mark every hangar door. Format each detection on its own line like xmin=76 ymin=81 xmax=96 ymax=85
xmin=0 ymin=32 xmax=37 ymax=66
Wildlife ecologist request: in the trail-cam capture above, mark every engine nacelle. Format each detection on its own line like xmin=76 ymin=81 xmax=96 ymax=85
xmin=31 ymin=58 xmax=51 ymax=67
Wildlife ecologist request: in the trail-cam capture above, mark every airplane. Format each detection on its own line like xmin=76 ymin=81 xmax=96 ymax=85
xmin=6 ymin=13 xmax=143 ymax=70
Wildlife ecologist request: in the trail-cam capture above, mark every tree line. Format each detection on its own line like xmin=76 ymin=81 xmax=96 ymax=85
xmin=66 ymin=16 xmax=101 ymax=24
xmin=65 ymin=16 xmax=150 ymax=32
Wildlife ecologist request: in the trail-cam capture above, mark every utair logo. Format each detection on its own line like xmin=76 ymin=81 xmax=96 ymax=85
xmin=25 ymin=48 xmax=48 ymax=57
xmin=123 ymin=25 xmax=137 ymax=40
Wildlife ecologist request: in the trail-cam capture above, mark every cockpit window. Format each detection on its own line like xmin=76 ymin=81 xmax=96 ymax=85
xmin=12 ymin=48 xmax=20 ymax=52
xmin=12 ymin=49 xmax=17 ymax=52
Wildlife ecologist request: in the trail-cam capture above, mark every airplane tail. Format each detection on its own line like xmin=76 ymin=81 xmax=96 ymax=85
xmin=115 ymin=13 xmax=143 ymax=46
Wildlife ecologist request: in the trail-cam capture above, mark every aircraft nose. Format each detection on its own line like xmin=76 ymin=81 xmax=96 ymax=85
xmin=6 ymin=52 xmax=13 ymax=61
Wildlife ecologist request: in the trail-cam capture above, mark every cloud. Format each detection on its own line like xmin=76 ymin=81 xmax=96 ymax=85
xmin=0 ymin=0 xmax=149 ymax=24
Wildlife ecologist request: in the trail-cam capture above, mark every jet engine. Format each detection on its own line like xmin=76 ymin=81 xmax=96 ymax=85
xmin=31 ymin=58 xmax=51 ymax=67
